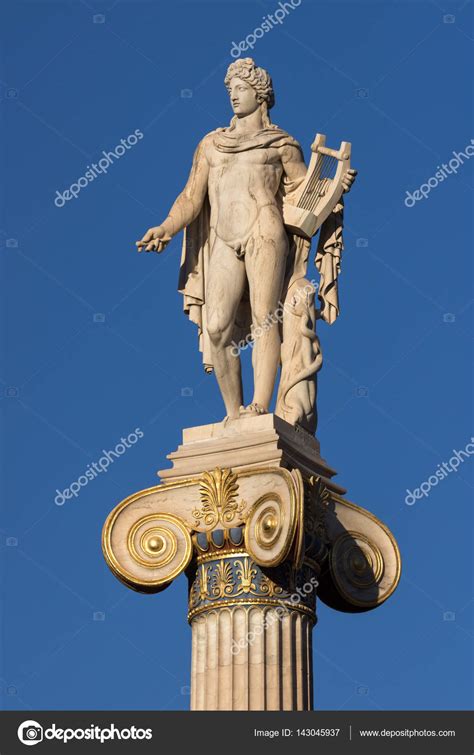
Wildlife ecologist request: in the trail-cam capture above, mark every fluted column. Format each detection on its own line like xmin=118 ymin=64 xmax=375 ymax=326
xmin=102 ymin=432 xmax=401 ymax=712
xmin=187 ymin=527 xmax=318 ymax=711
xmin=190 ymin=605 xmax=313 ymax=710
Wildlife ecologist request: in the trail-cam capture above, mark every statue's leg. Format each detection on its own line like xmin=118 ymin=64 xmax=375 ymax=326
xmin=245 ymin=211 xmax=289 ymax=412
xmin=206 ymin=238 xmax=247 ymax=419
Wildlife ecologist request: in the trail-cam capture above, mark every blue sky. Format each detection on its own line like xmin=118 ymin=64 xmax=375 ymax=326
xmin=0 ymin=0 xmax=472 ymax=711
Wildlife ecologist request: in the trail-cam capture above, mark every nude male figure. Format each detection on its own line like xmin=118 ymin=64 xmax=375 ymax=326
xmin=136 ymin=58 xmax=355 ymax=420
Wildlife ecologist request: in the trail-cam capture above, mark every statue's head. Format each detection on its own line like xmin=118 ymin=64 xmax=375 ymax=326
xmin=224 ymin=58 xmax=274 ymax=124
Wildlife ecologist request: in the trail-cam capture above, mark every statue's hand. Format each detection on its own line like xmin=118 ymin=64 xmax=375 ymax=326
xmin=342 ymin=168 xmax=358 ymax=193
xmin=136 ymin=225 xmax=171 ymax=253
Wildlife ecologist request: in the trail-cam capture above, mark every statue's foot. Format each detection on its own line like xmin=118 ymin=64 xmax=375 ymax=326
xmin=222 ymin=409 xmax=241 ymax=425
xmin=239 ymin=403 xmax=268 ymax=417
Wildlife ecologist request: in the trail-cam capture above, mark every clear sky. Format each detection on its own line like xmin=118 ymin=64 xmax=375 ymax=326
xmin=1 ymin=0 xmax=472 ymax=711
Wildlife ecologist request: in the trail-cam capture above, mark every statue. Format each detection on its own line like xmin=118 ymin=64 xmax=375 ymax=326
xmin=102 ymin=58 xmax=401 ymax=713
xmin=136 ymin=57 xmax=356 ymax=431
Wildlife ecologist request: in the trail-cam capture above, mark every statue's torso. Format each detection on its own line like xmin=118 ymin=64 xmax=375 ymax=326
xmin=205 ymin=139 xmax=285 ymax=246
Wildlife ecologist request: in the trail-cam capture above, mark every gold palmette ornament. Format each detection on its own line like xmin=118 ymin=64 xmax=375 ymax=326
xmin=192 ymin=467 xmax=244 ymax=529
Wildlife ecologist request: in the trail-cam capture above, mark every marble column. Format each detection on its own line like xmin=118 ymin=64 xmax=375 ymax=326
xmin=101 ymin=415 xmax=401 ymax=711
xmin=190 ymin=606 xmax=313 ymax=710
xmin=187 ymin=528 xmax=317 ymax=710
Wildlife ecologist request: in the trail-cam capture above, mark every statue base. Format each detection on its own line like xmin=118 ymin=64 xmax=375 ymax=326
xmin=158 ymin=413 xmax=344 ymax=494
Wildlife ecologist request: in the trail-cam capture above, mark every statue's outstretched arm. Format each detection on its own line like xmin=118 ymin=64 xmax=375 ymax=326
xmin=136 ymin=139 xmax=210 ymax=253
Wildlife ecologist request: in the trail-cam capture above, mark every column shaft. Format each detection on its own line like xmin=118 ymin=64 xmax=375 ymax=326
xmin=190 ymin=606 xmax=314 ymax=710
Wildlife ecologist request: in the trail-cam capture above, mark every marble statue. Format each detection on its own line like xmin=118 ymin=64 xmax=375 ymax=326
xmin=103 ymin=59 xmax=401 ymax=713
xmin=136 ymin=58 xmax=356 ymax=432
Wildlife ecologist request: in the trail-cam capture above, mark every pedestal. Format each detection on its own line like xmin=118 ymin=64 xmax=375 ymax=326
xmin=102 ymin=415 xmax=401 ymax=710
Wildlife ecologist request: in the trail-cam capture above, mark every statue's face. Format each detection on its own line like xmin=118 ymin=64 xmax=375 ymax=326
xmin=228 ymin=76 xmax=260 ymax=117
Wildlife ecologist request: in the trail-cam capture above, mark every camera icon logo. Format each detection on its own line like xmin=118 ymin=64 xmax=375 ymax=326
xmin=18 ymin=720 xmax=43 ymax=746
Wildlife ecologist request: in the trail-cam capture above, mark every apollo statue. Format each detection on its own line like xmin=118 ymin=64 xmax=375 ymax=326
xmin=136 ymin=57 xmax=357 ymax=432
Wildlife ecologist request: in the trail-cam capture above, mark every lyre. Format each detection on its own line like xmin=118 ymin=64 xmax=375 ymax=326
xmin=283 ymin=133 xmax=351 ymax=240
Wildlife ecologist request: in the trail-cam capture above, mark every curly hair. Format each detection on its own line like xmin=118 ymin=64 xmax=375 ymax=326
xmin=224 ymin=58 xmax=276 ymax=129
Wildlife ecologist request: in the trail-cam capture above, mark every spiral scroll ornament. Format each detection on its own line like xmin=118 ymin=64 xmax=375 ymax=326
xmin=103 ymin=511 xmax=192 ymax=593
xmin=244 ymin=490 xmax=297 ymax=568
